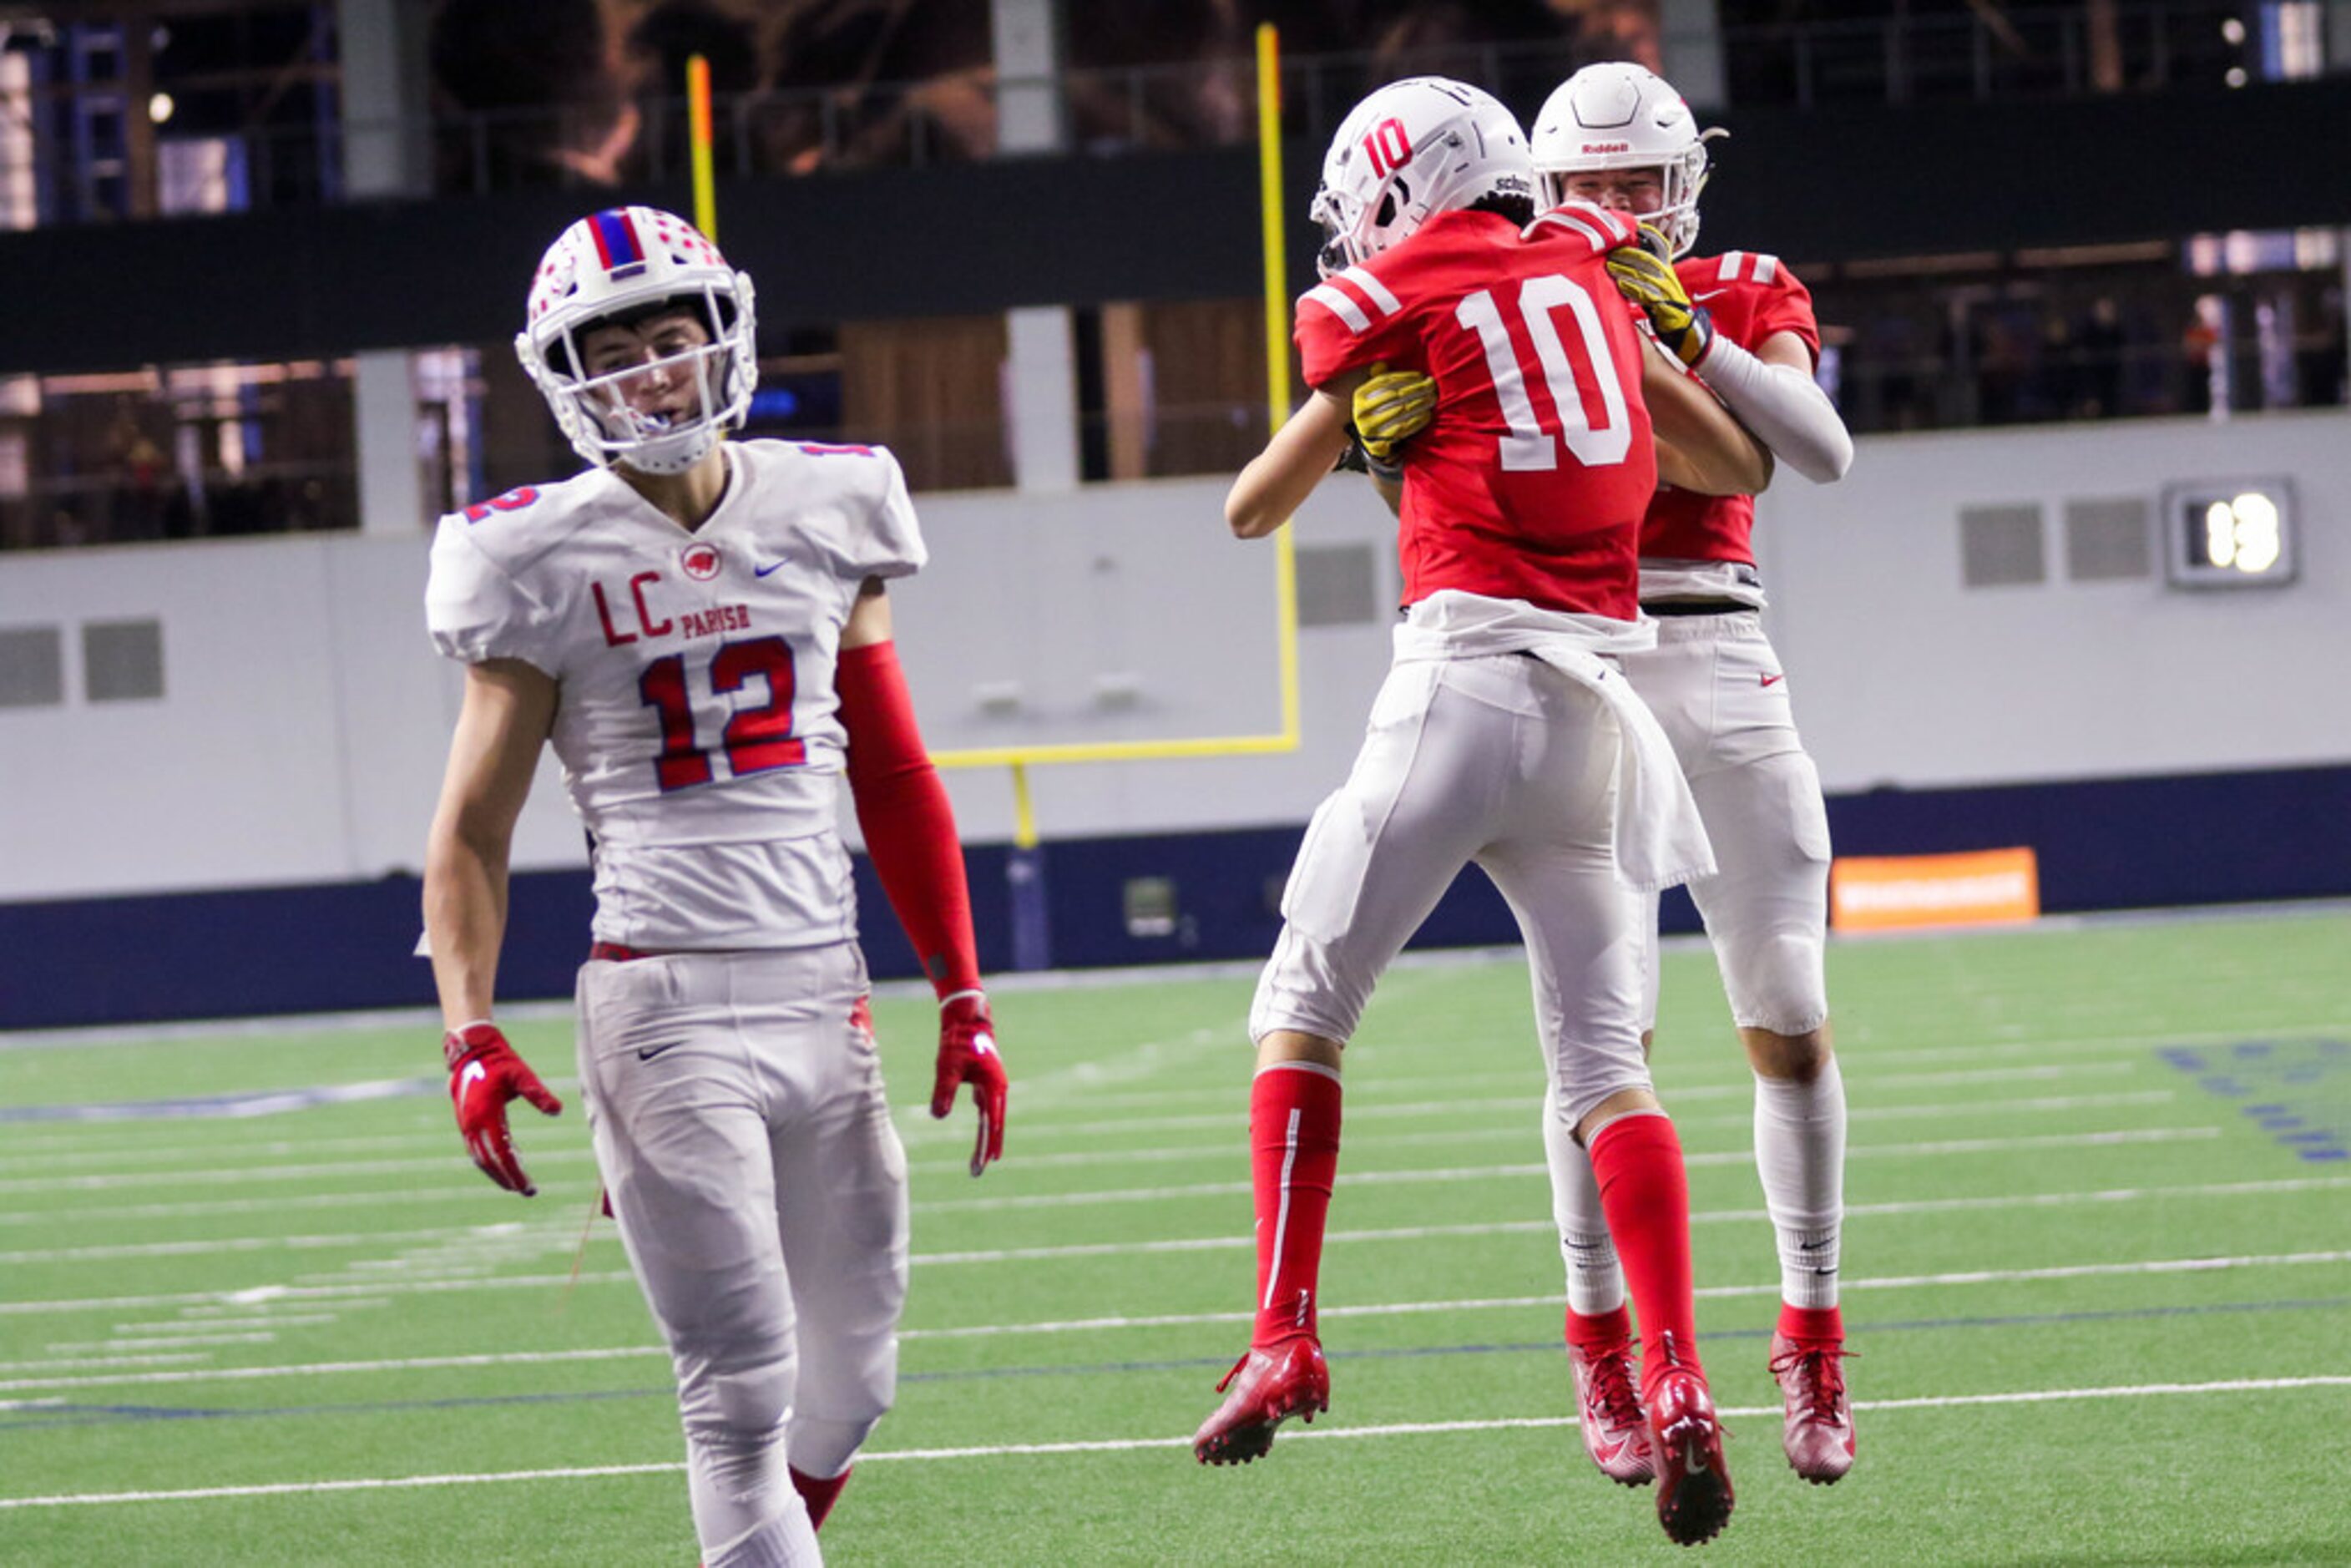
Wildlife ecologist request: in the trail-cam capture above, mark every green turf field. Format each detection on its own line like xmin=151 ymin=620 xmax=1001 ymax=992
xmin=3 ymin=906 xmax=2348 ymax=1565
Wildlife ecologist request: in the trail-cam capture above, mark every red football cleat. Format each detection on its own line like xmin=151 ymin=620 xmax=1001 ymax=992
xmin=1568 ymin=1335 xmax=1655 ymax=1485
xmin=1770 ymin=1332 xmax=1856 ymax=1484
xmin=1192 ymin=1336 xmax=1329 ymax=1465
xmin=1646 ymin=1338 xmax=1733 ymax=1546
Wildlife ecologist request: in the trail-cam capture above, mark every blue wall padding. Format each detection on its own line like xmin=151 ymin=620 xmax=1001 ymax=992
xmin=4 ymin=763 xmax=2344 ymax=1030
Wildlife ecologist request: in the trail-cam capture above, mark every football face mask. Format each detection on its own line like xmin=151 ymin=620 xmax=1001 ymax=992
xmin=1529 ymin=62 xmax=1718 ymax=260
xmin=555 ymin=296 xmax=741 ymax=474
xmin=516 ymin=206 xmax=760 ymax=476
xmin=1311 ymin=75 xmax=1535 ymax=278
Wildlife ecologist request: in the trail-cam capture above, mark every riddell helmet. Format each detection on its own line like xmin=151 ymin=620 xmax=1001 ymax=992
xmin=1311 ymin=77 xmax=1536 ymax=277
xmin=1529 ymin=63 xmax=1718 ymax=259
xmin=516 ymin=206 xmax=759 ymax=476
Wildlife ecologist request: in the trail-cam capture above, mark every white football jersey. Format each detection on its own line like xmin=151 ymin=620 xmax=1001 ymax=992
xmin=427 ymin=438 xmax=926 ymax=951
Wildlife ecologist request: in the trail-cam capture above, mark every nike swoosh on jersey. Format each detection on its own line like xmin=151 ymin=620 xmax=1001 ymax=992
xmin=754 ymin=559 xmax=788 ymax=578
xmin=1761 ymin=673 xmax=1787 ymax=687
xmin=636 ymin=1040 xmax=686 ymax=1061
xmin=1692 ymin=289 xmax=1731 ymax=301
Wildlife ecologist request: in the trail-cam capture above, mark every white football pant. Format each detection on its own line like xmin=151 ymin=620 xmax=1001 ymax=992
xmin=578 ymin=943 xmax=909 ymax=1568
xmin=1622 ymin=612 xmax=1831 ymax=1038
xmin=1252 ymin=652 xmax=1654 ymax=1126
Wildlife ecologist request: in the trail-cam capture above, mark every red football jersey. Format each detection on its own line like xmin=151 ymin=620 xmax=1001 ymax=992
xmin=1640 ymin=250 xmax=1822 ymax=569
xmin=1295 ymin=205 xmax=1659 ymax=620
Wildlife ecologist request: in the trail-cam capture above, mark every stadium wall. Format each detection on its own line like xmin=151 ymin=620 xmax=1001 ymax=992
xmin=10 ymin=75 xmax=2351 ymax=377
xmin=2 ymin=411 xmax=2345 ymax=1027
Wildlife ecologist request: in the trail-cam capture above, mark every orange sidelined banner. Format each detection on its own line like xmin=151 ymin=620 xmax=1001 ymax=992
xmin=1829 ymin=847 xmax=2041 ymax=933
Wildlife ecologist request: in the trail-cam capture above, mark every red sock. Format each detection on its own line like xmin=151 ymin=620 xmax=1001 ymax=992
xmin=1587 ymin=1112 xmax=1701 ymax=1400
xmin=1565 ymin=1302 xmax=1634 ymax=1353
xmin=1250 ymin=1062 xmax=1342 ymax=1347
xmin=1778 ymin=1302 xmax=1843 ymax=1346
xmin=790 ymin=1465 xmax=850 ymax=1532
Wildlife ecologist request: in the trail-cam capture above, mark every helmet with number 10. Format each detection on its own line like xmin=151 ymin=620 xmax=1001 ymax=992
xmin=1311 ymin=77 xmax=1537 ymax=278
xmin=515 ymin=205 xmax=759 ymax=476
xmin=1529 ymin=63 xmax=1716 ymax=259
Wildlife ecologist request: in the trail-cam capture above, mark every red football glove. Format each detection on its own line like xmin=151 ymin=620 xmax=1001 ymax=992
xmin=444 ymin=1020 xmax=564 ymax=1196
xmin=933 ymin=990 xmax=1008 ymax=1178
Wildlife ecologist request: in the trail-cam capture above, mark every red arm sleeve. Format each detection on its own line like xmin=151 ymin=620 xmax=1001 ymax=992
xmin=837 ymin=640 xmax=979 ymax=999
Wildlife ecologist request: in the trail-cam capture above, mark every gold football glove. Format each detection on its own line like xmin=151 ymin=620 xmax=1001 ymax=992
xmin=1605 ymin=222 xmax=1715 ymax=368
xmin=1352 ymin=364 xmax=1438 ymax=463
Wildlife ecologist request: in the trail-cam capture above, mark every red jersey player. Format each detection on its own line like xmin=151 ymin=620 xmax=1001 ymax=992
xmin=1531 ymin=61 xmax=1860 ymax=1487
xmin=1191 ymin=78 xmax=1772 ymax=1550
xmin=422 ymin=206 xmax=1008 ymax=1565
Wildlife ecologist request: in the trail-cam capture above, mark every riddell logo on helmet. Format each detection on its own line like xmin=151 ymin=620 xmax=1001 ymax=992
xmin=1582 ymin=142 xmax=1631 ymax=154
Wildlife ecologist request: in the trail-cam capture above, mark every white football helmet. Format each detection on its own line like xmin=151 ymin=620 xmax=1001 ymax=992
xmin=1311 ymin=76 xmax=1536 ymax=277
xmin=1529 ymin=63 xmax=1718 ymax=259
xmin=515 ymin=205 xmax=758 ymax=476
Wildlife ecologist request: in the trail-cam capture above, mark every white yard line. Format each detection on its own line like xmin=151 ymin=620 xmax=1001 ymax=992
xmin=0 ymin=1345 xmax=666 ymax=1392
xmin=8 ymin=1173 xmax=2345 ymax=1322
xmin=43 ymin=1333 xmax=276 ymax=1353
xmin=945 ymin=1063 xmax=2142 ymax=1145
xmin=934 ymin=1062 xmax=2156 ymax=1152
xmin=0 ymin=1151 xmax=598 ymax=1197
xmin=5 ymin=1247 xmax=2347 ymax=1391
xmin=4 ymin=1374 xmax=2347 ymax=1507
xmin=0 ymin=1224 xmax=575 ymax=1267
xmin=0 ymin=1132 xmax=453 ymax=1176
xmin=0 ymin=1188 xmax=494 ymax=1230
xmin=0 ymin=1353 xmax=210 ymax=1374
xmin=113 ymin=1315 xmax=341 ymax=1333
xmin=0 ymin=1090 xmax=2183 ymax=1223
xmin=910 ymin=1126 xmax=2220 ymax=1215
xmin=894 ymin=1090 xmax=2185 ymax=1176
xmin=0 ymin=1126 xmax=2222 ymax=1261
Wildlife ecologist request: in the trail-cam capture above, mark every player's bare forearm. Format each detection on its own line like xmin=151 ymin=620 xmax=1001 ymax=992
xmin=1226 ymin=387 xmax=1356 ymax=538
xmin=424 ymin=659 xmax=554 ymax=1026
xmin=1644 ymin=339 xmax=1774 ymax=497
xmin=424 ymin=825 xmax=509 ymax=1027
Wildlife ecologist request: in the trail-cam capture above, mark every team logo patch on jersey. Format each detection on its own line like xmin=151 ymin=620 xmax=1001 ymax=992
xmin=680 ymin=542 xmax=723 ymax=581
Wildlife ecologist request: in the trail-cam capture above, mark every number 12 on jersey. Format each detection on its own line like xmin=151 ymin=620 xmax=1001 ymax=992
xmin=1454 ymin=275 xmax=1632 ymax=472
xmin=639 ymin=635 xmax=806 ymax=792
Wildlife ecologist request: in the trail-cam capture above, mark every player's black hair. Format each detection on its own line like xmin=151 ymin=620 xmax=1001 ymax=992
xmin=562 ymin=290 xmax=731 ymax=379
xmin=592 ymin=292 xmax=722 ymax=335
xmin=1468 ymin=192 xmax=1536 ymax=225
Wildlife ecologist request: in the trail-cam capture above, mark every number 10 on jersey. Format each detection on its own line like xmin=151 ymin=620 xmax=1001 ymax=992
xmin=1454 ymin=274 xmax=1632 ymax=472
xmin=639 ymin=635 xmax=806 ymax=791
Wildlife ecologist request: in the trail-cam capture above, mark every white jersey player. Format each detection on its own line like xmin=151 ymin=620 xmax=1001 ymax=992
xmin=422 ymin=205 xmax=1008 ymax=1568
xmin=1529 ymin=63 xmax=1860 ymax=1486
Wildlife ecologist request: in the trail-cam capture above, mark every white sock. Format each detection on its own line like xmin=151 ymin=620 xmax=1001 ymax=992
xmin=705 ymin=1510 xmax=822 ymax=1568
xmin=1754 ymin=1056 xmax=1847 ymax=1310
xmin=1544 ymin=1085 xmax=1625 ymax=1317
xmin=689 ymin=1423 xmax=820 ymax=1566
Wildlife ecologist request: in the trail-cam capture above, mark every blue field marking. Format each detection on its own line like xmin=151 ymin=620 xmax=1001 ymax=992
xmin=8 ymin=1295 xmax=2348 ymax=1434
xmin=0 ymin=1078 xmax=442 ymax=1125
xmin=2159 ymin=1039 xmax=2351 ymax=1161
